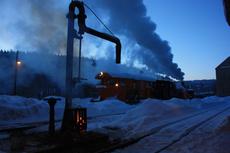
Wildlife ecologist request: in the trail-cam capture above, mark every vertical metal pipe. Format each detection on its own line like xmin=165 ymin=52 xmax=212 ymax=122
xmin=61 ymin=9 xmax=75 ymax=131
xmin=78 ymin=36 xmax=82 ymax=82
xmin=65 ymin=12 xmax=74 ymax=110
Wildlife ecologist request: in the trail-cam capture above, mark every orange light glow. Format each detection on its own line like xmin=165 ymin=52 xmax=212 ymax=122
xmin=16 ymin=61 xmax=21 ymax=65
xmin=115 ymin=83 xmax=119 ymax=87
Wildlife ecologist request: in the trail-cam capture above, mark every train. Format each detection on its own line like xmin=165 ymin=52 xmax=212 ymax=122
xmin=94 ymin=72 xmax=194 ymax=103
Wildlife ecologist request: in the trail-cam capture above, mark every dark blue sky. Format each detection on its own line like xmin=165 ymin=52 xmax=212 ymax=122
xmin=143 ymin=0 xmax=230 ymax=80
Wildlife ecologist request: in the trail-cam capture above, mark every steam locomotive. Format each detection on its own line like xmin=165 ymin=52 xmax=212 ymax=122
xmin=95 ymin=72 xmax=193 ymax=103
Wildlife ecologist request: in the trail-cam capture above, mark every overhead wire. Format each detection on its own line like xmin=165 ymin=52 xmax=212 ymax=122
xmin=83 ymin=2 xmax=115 ymax=36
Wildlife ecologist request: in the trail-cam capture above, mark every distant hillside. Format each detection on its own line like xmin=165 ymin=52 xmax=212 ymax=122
xmin=184 ymin=80 xmax=216 ymax=97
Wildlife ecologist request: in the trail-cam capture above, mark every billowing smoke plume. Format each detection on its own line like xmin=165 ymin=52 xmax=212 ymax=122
xmin=0 ymin=0 xmax=184 ymax=80
xmin=0 ymin=0 xmax=67 ymax=53
xmin=90 ymin=0 xmax=184 ymax=80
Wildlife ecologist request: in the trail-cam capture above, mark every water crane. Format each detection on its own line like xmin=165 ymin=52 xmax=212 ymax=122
xmin=62 ymin=0 xmax=121 ymax=131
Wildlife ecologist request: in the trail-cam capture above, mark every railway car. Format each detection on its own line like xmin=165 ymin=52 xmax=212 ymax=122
xmin=95 ymin=72 xmax=191 ymax=103
xmin=95 ymin=72 xmax=153 ymax=102
xmin=152 ymin=80 xmax=176 ymax=100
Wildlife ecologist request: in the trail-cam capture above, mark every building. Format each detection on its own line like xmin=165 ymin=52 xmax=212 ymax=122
xmin=216 ymin=56 xmax=230 ymax=96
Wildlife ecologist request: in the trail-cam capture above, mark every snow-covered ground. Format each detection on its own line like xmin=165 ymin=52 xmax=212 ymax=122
xmin=0 ymin=95 xmax=134 ymax=129
xmin=109 ymin=96 xmax=230 ymax=153
xmin=162 ymin=108 xmax=230 ymax=153
xmin=0 ymin=95 xmax=230 ymax=153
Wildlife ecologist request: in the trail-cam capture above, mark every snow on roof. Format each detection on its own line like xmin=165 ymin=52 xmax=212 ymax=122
xmin=105 ymin=72 xmax=156 ymax=81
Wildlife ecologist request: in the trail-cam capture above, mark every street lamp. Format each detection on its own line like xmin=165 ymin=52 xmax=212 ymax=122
xmin=14 ymin=51 xmax=21 ymax=95
xmin=16 ymin=61 xmax=21 ymax=66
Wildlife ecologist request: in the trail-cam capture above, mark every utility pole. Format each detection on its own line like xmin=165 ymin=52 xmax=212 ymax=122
xmin=78 ymin=35 xmax=83 ymax=82
xmin=13 ymin=51 xmax=21 ymax=95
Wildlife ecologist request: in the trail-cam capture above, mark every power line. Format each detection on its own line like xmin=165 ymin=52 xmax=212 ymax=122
xmin=84 ymin=2 xmax=115 ymax=36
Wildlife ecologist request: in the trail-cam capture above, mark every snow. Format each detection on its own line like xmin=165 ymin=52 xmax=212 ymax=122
xmin=0 ymin=95 xmax=229 ymax=129
xmin=103 ymin=97 xmax=227 ymax=138
xmin=159 ymin=106 xmax=230 ymax=153
xmin=1 ymin=95 xmax=230 ymax=153
xmin=0 ymin=96 xmax=133 ymax=128
xmin=0 ymin=95 xmax=49 ymax=122
xmin=105 ymin=72 xmax=156 ymax=81
xmin=106 ymin=98 xmax=196 ymax=129
xmin=72 ymin=97 xmax=134 ymax=117
xmin=218 ymin=115 xmax=230 ymax=132
xmin=112 ymin=97 xmax=230 ymax=153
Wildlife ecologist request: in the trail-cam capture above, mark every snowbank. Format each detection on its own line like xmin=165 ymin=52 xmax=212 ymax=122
xmin=1 ymin=95 xmax=229 ymax=133
xmin=0 ymin=95 xmax=49 ymax=121
xmin=105 ymin=98 xmax=199 ymax=137
xmin=0 ymin=96 xmax=133 ymax=125
xmin=72 ymin=98 xmax=134 ymax=117
xmin=104 ymin=97 xmax=230 ymax=139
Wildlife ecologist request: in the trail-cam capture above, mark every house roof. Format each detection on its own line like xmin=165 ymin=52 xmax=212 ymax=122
xmin=96 ymin=72 xmax=156 ymax=81
xmin=109 ymin=72 xmax=156 ymax=81
xmin=216 ymin=56 xmax=230 ymax=70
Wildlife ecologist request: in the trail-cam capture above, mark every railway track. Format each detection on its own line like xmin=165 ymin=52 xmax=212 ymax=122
xmin=1 ymin=104 xmax=230 ymax=153
xmin=0 ymin=113 xmax=126 ymax=153
xmin=96 ymin=104 xmax=230 ymax=153
xmin=153 ymin=105 xmax=230 ymax=153
xmin=0 ymin=120 xmax=62 ymax=133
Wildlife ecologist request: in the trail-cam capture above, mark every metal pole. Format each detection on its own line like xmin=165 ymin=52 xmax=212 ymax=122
xmin=48 ymin=99 xmax=57 ymax=135
xmin=61 ymin=10 xmax=75 ymax=131
xmin=78 ymin=35 xmax=83 ymax=82
xmin=44 ymin=97 xmax=60 ymax=135
xmin=13 ymin=51 xmax=19 ymax=95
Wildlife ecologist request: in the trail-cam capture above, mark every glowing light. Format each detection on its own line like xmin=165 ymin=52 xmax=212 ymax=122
xmin=115 ymin=83 xmax=119 ymax=87
xmin=100 ymin=72 xmax=103 ymax=76
xmin=16 ymin=61 xmax=21 ymax=66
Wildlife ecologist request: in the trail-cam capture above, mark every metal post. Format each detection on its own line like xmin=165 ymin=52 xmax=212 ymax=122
xmin=44 ymin=97 xmax=60 ymax=135
xmin=61 ymin=6 xmax=76 ymax=131
xmin=13 ymin=51 xmax=19 ymax=95
xmin=48 ymin=100 xmax=56 ymax=135
xmin=78 ymin=35 xmax=83 ymax=82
